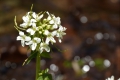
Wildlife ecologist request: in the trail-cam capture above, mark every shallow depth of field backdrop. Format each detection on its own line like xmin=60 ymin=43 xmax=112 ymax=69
xmin=0 ymin=0 xmax=120 ymax=80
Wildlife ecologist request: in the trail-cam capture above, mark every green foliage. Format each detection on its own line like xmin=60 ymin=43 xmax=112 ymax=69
xmin=94 ymin=58 xmax=104 ymax=70
xmin=23 ymin=51 xmax=38 ymax=66
xmin=78 ymin=60 xmax=84 ymax=66
xmin=37 ymin=69 xmax=52 ymax=80
xmin=63 ymin=60 xmax=72 ymax=68
xmin=40 ymin=52 xmax=51 ymax=58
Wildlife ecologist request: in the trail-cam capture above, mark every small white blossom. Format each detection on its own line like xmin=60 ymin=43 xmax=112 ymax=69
xmin=32 ymin=12 xmax=43 ymax=21
xmin=39 ymin=43 xmax=50 ymax=53
xmin=20 ymin=15 xmax=30 ymax=28
xmin=106 ymin=76 xmax=114 ymax=80
xmin=26 ymin=37 xmax=41 ymax=50
xmin=20 ymin=12 xmax=36 ymax=28
xmin=54 ymin=25 xmax=66 ymax=43
xmin=27 ymin=26 xmax=38 ymax=35
xmin=44 ymin=30 xmax=56 ymax=44
xmin=49 ymin=16 xmax=61 ymax=29
xmin=17 ymin=31 xmax=31 ymax=47
xmin=106 ymin=76 xmax=120 ymax=80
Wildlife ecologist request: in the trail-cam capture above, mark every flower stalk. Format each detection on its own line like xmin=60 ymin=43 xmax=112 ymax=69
xmin=36 ymin=52 xmax=40 ymax=80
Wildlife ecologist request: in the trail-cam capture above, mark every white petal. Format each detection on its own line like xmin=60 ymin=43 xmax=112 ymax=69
xmin=52 ymin=31 xmax=57 ymax=36
xmin=56 ymin=33 xmax=60 ymax=37
xmin=38 ymin=14 xmax=43 ymax=20
xmin=59 ymin=25 xmax=63 ymax=31
xmin=45 ymin=38 xmax=50 ymax=44
xmin=25 ymin=41 xmax=32 ymax=45
xmin=22 ymin=16 xmax=27 ymax=21
xmin=40 ymin=48 xmax=43 ymax=53
xmin=56 ymin=17 xmax=60 ymax=24
xmin=50 ymin=37 xmax=56 ymax=43
xmin=27 ymin=28 xmax=35 ymax=35
xmin=20 ymin=23 xmax=27 ymax=28
xmin=45 ymin=45 xmax=50 ymax=52
xmin=46 ymin=11 xmax=50 ymax=15
xmin=44 ymin=30 xmax=49 ymax=35
xmin=58 ymin=38 xmax=62 ymax=43
xmin=23 ymin=16 xmax=29 ymax=23
xmin=40 ymin=43 xmax=50 ymax=52
xmin=31 ymin=19 xmax=36 ymax=23
xmin=19 ymin=31 xmax=24 ymax=36
xmin=30 ymin=23 xmax=36 ymax=27
xmin=31 ymin=43 xmax=37 ymax=50
xmin=49 ymin=20 xmax=54 ymax=24
xmin=21 ymin=40 xmax=25 ymax=47
xmin=63 ymin=27 xmax=67 ymax=31
xmin=111 ymin=76 xmax=114 ymax=80
xmin=25 ymin=36 xmax=31 ymax=41
xmin=32 ymin=12 xmax=37 ymax=19
xmin=52 ymin=24 xmax=58 ymax=29
xmin=17 ymin=36 xmax=22 ymax=40
xmin=34 ymin=37 xmax=41 ymax=43
xmin=47 ymin=16 xmax=51 ymax=20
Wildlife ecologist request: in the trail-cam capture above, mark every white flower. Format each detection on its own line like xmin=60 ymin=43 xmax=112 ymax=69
xmin=30 ymin=19 xmax=36 ymax=27
xmin=54 ymin=25 xmax=66 ymax=43
xmin=49 ymin=16 xmax=61 ymax=29
xmin=106 ymin=76 xmax=114 ymax=80
xmin=32 ymin=12 xmax=43 ymax=21
xmin=44 ymin=30 xmax=56 ymax=44
xmin=106 ymin=76 xmax=120 ymax=80
xmin=15 ymin=11 xmax=66 ymax=53
xmin=20 ymin=12 xmax=36 ymax=28
xmin=26 ymin=37 xmax=41 ymax=50
xmin=39 ymin=42 xmax=50 ymax=53
xmin=20 ymin=15 xmax=30 ymax=28
xmin=27 ymin=26 xmax=38 ymax=35
xmin=17 ymin=31 xmax=31 ymax=47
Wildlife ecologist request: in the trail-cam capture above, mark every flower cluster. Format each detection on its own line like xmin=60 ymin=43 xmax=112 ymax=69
xmin=106 ymin=76 xmax=120 ymax=80
xmin=15 ymin=11 xmax=66 ymax=53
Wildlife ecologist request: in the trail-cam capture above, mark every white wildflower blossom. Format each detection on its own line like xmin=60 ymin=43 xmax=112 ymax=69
xmin=106 ymin=76 xmax=114 ymax=80
xmin=15 ymin=11 xmax=66 ymax=53
xmin=17 ymin=31 xmax=31 ymax=47
xmin=20 ymin=12 xmax=36 ymax=28
xmin=106 ymin=76 xmax=120 ymax=80
xmin=27 ymin=26 xmax=38 ymax=35
xmin=54 ymin=25 xmax=66 ymax=43
xmin=32 ymin=12 xmax=43 ymax=21
xmin=39 ymin=43 xmax=50 ymax=53
xmin=44 ymin=30 xmax=56 ymax=44
xmin=20 ymin=15 xmax=30 ymax=28
xmin=49 ymin=16 xmax=61 ymax=29
xmin=26 ymin=37 xmax=41 ymax=50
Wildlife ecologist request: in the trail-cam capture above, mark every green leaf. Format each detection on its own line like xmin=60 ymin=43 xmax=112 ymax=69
xmin=38 ymin=69 xmax=52 ymax=80
xmin=37 ymin=76 xmax=43 ymax=80
xmin=94 ymin=58 xmax=104 ymax=70
xmin=23 ymin=51 xmax=38 ymax=66
xmin=63 ymin=60 xmax=72 ymax=68
xmin=44 ymin=74 xmax=52 ymax=80
xmin=40 ymin=52 xmax=51 ymax=58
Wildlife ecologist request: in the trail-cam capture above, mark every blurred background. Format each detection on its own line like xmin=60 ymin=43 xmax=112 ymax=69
xmin=0 ymin=0 xmax=120 ymax=80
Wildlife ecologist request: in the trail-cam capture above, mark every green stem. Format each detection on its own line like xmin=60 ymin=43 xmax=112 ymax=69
xmin=36 ymin=52 xmax=40 ymax=80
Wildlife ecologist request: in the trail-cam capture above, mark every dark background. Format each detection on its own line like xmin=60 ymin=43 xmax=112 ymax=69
xmin=0 ymin=0 xmax=120 ymax=80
